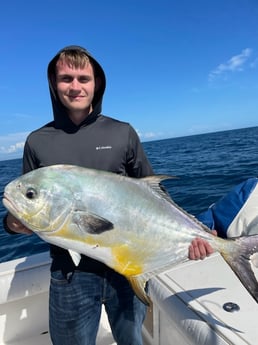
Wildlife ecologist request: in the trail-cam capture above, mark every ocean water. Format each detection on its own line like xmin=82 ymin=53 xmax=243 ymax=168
xmin=0 ymin=126 xmax=258 ymax=263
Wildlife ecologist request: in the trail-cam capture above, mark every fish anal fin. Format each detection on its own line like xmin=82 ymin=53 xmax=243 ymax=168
xmin=128 ymin=275 xmax=151 ymax=305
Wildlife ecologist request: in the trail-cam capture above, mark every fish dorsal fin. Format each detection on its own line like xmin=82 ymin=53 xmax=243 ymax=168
xmin=142 ymin=175 xmax=178 ymax=203
xmin=142 ymin=175 xmax=206 ymax=227
xmin=127 ymin=274 xmax=151 ymax=305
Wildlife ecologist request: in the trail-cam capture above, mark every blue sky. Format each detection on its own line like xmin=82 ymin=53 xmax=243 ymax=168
xmin=1 ymin=0 xmax=258 ymax=160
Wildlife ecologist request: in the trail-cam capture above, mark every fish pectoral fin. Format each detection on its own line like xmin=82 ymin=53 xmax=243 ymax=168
xmin=68 ymin=250 xmax=81 ymax=266
xmin=128 ymin=275 xmax=151 ymax=305
xmin=72 ymin=210 xmax=114 ymax=234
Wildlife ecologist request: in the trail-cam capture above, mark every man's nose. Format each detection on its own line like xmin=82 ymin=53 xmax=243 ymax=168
xmin=70 ymin=78 xmax=81 ymax=89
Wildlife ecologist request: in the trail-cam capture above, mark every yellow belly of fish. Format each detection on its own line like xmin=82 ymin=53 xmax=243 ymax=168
xmin=112 ymin=245 xmax=143 ymax=276
xmin=50 ymin=224 xmax=143 ymax=276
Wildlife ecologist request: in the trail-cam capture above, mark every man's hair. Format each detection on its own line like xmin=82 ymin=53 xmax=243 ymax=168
xmin=57 ymin=50 xmax=91 ymax=70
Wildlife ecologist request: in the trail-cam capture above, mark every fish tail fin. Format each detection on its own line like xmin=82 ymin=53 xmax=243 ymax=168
xmin=221 ymin=235 xmax=258 ymax=302
xmin=128 ymin=274 xmax=151 ymax=305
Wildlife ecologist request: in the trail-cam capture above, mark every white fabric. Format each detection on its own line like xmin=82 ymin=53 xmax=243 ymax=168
xmin=228 ymin=184 xmax=258 ymax=237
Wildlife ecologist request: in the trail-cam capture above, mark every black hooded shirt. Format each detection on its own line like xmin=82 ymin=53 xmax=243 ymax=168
xmin=21 ymin=45 xmax=154 ymax=274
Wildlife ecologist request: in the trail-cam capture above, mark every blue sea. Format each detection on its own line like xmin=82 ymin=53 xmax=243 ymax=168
xmin=1 ymin=126 xmax=258 ymax=263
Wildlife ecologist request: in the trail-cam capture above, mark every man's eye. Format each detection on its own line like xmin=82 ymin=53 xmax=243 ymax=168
xmin=62 ymin=77 xmax=72 ymax=82
xmin=79 ymin=77 xmax=90 ymax=83
xmin=26 ymin=188 xmax=37 ymax=199
xmin=57 ymin=76 xmax=72 ymax=83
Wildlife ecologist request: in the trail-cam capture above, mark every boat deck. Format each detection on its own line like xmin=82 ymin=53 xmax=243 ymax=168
xmin=1 ymin=251 xmax=258 ymax=345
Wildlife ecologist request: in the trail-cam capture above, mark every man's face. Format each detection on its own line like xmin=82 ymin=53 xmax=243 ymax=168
xmin=55 ymin=59 xmax=96 ymax=117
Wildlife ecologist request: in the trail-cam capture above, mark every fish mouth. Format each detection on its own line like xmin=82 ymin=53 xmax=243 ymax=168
xmin=2 ymin=193 xmax=19 ymax=217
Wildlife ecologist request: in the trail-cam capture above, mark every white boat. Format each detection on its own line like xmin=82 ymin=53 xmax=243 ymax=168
xmin=1 ymin=251 xmax=258 ymax=345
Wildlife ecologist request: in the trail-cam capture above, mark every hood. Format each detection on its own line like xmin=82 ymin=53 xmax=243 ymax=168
xmin=47 ymin=45 xmax=106 ymax=131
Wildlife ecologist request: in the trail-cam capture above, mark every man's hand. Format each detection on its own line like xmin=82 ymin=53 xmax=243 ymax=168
xmin=6 ymin=213 xmax=33 ymax=235
xmin=188 ymin=230 xmax=217 ymax=260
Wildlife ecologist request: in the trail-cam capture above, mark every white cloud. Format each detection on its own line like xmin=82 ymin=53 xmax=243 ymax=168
xmin=0 ymin=132 xmax=29 ymax=160
xmin=136 ymin=129 xmax=164 ymax=141
xmin=1 ymin=141 xmax=25 ymax=154
xmin=208 ymin=48 xmax=253 ymax=82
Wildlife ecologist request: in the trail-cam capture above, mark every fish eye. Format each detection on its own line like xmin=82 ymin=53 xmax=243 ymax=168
xmin=26 ymin=188 xmax=37 ymax=199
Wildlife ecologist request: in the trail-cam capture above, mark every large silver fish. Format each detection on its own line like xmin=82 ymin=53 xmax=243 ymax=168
xmin=2 ymin=164 xmax=258 ymax=304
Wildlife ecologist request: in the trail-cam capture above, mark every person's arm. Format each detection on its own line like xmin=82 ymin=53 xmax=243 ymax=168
xmin=22 ymin=137 xmax=39 ymax=174
xmin=126 ymin=125 xmax=154 ymax=177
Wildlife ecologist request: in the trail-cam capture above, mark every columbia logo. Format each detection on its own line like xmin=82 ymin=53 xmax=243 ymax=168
xmin=96 ymin=146 xmax=112 ymax=150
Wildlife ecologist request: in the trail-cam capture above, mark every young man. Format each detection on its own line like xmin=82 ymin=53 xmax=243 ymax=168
xmin=4 ymin=45 xmax=214 ymax=344
xmin=4 ymin=45 xmax=154 ymax=345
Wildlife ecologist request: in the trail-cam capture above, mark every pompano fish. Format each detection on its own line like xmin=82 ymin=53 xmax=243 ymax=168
xmin=2 ymin=164 xmax=258 ymax=304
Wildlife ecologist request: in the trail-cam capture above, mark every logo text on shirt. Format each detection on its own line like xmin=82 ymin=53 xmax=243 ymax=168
xmin=96 ymin=146 xmax=112 ymax=150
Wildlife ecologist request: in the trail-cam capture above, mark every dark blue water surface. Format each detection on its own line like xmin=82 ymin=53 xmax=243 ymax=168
xmin=1 ymin=126 xmax=258 ymax=263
